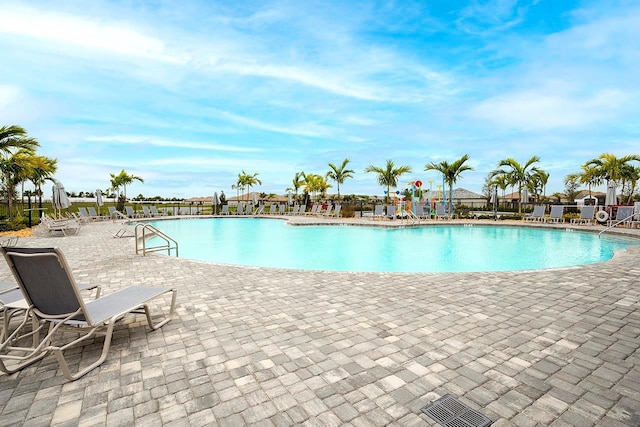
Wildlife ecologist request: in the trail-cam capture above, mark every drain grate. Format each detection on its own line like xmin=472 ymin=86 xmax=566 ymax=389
xmin=421 ymin=394 xmax=493 ymax=427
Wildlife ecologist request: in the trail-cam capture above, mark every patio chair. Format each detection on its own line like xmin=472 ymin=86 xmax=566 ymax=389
xmin=523 ymin=205 xmax=545 ymax=222
xmin=220 ymin=205 xmax=230 ymax=215
xmin=86 ymin=207 xmax=101 ymax=220
xmin=141 ymin=206 xmax=152 ymax=218
xmin=125 ymin=205 xmax=139 ymax=218
xmin=254 ymin=205 xmax=265 ymax=215
xmin=545 ymin=205 xmax=565 ymax=223
xmin=434 ymin=204 xmax=448 ymax=220
xmin=0 ymin=247 xmax=176 ymax=380
xmin=386 ymin=205 xmax=396 ymax=219
xmin=609 ymin=206 xmax=634 ymax=227
xmin=1 ymin=279 xmax=100 ymax=343
xmin=570 ymin=205 xmax=596 ymax=225
xmin=371 ymin=205 xmax=384 ymax=220
xmin=41 ymin=216 xmax=81 ymax=236
xmin=150 ymin=206 xmax=164 ymax=217
xmin=331 ymin=204 xmax=342 ymax=217
xmin=77 ymin=207 xmax=92 ymax=222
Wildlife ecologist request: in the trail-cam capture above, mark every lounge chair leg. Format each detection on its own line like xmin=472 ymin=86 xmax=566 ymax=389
xmin=51 ymin=321 xmax=115 ymax=381
xmin=144 ymin=289 xmax=177 ymax=330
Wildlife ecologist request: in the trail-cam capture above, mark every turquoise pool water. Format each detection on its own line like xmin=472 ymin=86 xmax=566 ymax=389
xmin=148 ymin=218 xmax=639 ymax=272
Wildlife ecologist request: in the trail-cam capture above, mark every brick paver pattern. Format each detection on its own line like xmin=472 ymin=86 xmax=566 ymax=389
xmin=1 ymin=217 xmax=639 ymax=426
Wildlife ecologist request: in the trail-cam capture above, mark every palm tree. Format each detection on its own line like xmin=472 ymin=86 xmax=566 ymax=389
xmin=326 ymin=159 xmax=354 ymax=201
xmin=0 ymin=125 xmax=39 ymax=156
xmin=425 ymin=154 xmax=473 ymax=216
xmin=364 ymin=160 xmax=412 ymax=203
xmin=238 ymin=170 xmax=262 ymax=202
xmin=285 ymin=171 xmax=306 ymax=204
xmin=302 ymin=173 xmax=331 ymax=205
xmin=0 ymin=149 xmax=37 ymax=217
xmin=624 ymin=166 xmax=640 ymax=203
xmin=0 ymin=125 xmax=39 ymax=219
xmin=585 ymin=153 xmax=640 ymax=204
xmin=109 ymin=169 xmax=144 ymax=200
xmin=27 ymin=155 xmax=58 ymax=208
xmin=488 ymin=174 xmax=511 ymax=208
xmin=490 ymin=156 xmax=542 ymax=213
xmin=528 ymin=169 xmax=549 ymax=202
xmin=573 ymin=163 xmax=603 ymax=200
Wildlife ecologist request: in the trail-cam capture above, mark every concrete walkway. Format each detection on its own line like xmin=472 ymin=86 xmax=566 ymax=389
xmin=1 ymin=217 xmax=639 ymax=426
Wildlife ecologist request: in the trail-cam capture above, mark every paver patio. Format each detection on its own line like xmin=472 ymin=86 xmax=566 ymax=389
xmin=1 ymin=217 xmax=639 ymax=426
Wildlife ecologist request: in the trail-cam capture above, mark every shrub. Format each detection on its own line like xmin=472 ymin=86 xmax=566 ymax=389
xmin=341 ymin=204 xmax=355 ymax=218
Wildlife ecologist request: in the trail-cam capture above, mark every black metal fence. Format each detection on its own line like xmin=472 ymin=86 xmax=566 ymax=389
xmin=0 ymin=199 xmax=53 ymax=228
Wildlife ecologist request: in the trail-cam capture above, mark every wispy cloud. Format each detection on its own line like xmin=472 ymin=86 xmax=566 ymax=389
xmin=1 ymin=0 xmax=638 ymax=197
xmin=85 ymin=135 xmax=262 ymax=152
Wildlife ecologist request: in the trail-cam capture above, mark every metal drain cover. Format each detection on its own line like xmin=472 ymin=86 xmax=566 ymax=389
xmin=421 ymin=394 xmax=493 ymax=427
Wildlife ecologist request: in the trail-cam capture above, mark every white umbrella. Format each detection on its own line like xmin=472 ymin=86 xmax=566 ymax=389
xmin=605 ymin=181 xmax=617 ymax=206
xmin=287 ymin=193 xmax=292 ymax=205
xmin=252 ymin=192 xmax=258 ymax=206
xmin=52 ymin=179 xmax=71 ymax=218
xmin=520 ymin=188 xmax=528 ymax=202
xmin=213 ymin=192 xmax=219 ymax=214
xmin=95 ymin=189 xmax=104 ymax=216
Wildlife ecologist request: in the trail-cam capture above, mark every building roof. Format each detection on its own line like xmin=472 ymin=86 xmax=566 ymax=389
xmin=451 ymin=188 xmax=485 ymax=199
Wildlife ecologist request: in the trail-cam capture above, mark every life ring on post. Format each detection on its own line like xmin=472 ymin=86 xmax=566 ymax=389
xmin=595 ymin=210 xmax=609 ymax=224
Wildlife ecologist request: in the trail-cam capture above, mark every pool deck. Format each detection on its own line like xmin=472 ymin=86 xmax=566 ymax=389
xmin=1 ymin=216 xmax=640 ymax=426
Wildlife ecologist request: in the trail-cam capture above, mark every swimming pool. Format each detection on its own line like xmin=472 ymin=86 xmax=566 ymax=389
xmin=147 ymin=218 xmax=639 ymax=273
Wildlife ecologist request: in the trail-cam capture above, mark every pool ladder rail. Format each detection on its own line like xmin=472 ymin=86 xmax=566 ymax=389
xmin=135 ymin=223 xmax=179 ymax=257
xmin=597 ymin=210 xmax=637 ymax=238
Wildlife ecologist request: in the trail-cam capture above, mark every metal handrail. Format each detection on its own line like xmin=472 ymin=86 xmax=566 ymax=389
xmin=135 ymin=223 xmax=178 ymax=256
xmin=598 ymin=211 xmax=638 ymax=237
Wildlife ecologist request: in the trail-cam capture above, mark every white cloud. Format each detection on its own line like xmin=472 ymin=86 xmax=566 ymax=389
xmin=85 ymin=135 xmax=262 ymax=152
xmin=0 ymin=85 xmax=21 ymax=108
xmin=0 ymin=5 xmax=183 ymax=63
xmin=471 ymin=88 xmax=628 ymax=130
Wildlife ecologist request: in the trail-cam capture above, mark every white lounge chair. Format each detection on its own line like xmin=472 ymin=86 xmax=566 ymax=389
xmin=0 ymin=247 xmax=176 ymax=381
xmin=610 ymin=206 xmax=634 ymax=227
xmin=545 ymin=205 xmax=564 ymax=223
xmin=434 ymin=205 xmax=448 ymax=220
xmin=77 ymin=207 xmax=92 ymax=222
xmin=386 ymin=205 xmax=396 ymax=219
xmin=150 ymin=206 xmax=164 ymax=217
xmin=371 ymin=205 xmax=384 ymax=220
xmin=125 ymin=206 xmax=140 ymax=218
xmin=524 ymin=205 xmax=545 ymax=222
xmin=571 ymin=206 xmax=596 ymax=225
xmin=40 ymin=216 xmax=80 ymax=236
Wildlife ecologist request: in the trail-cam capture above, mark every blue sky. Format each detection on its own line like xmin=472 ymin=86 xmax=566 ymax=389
xmin=1 ymin=0 xmax=638 ymax=199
